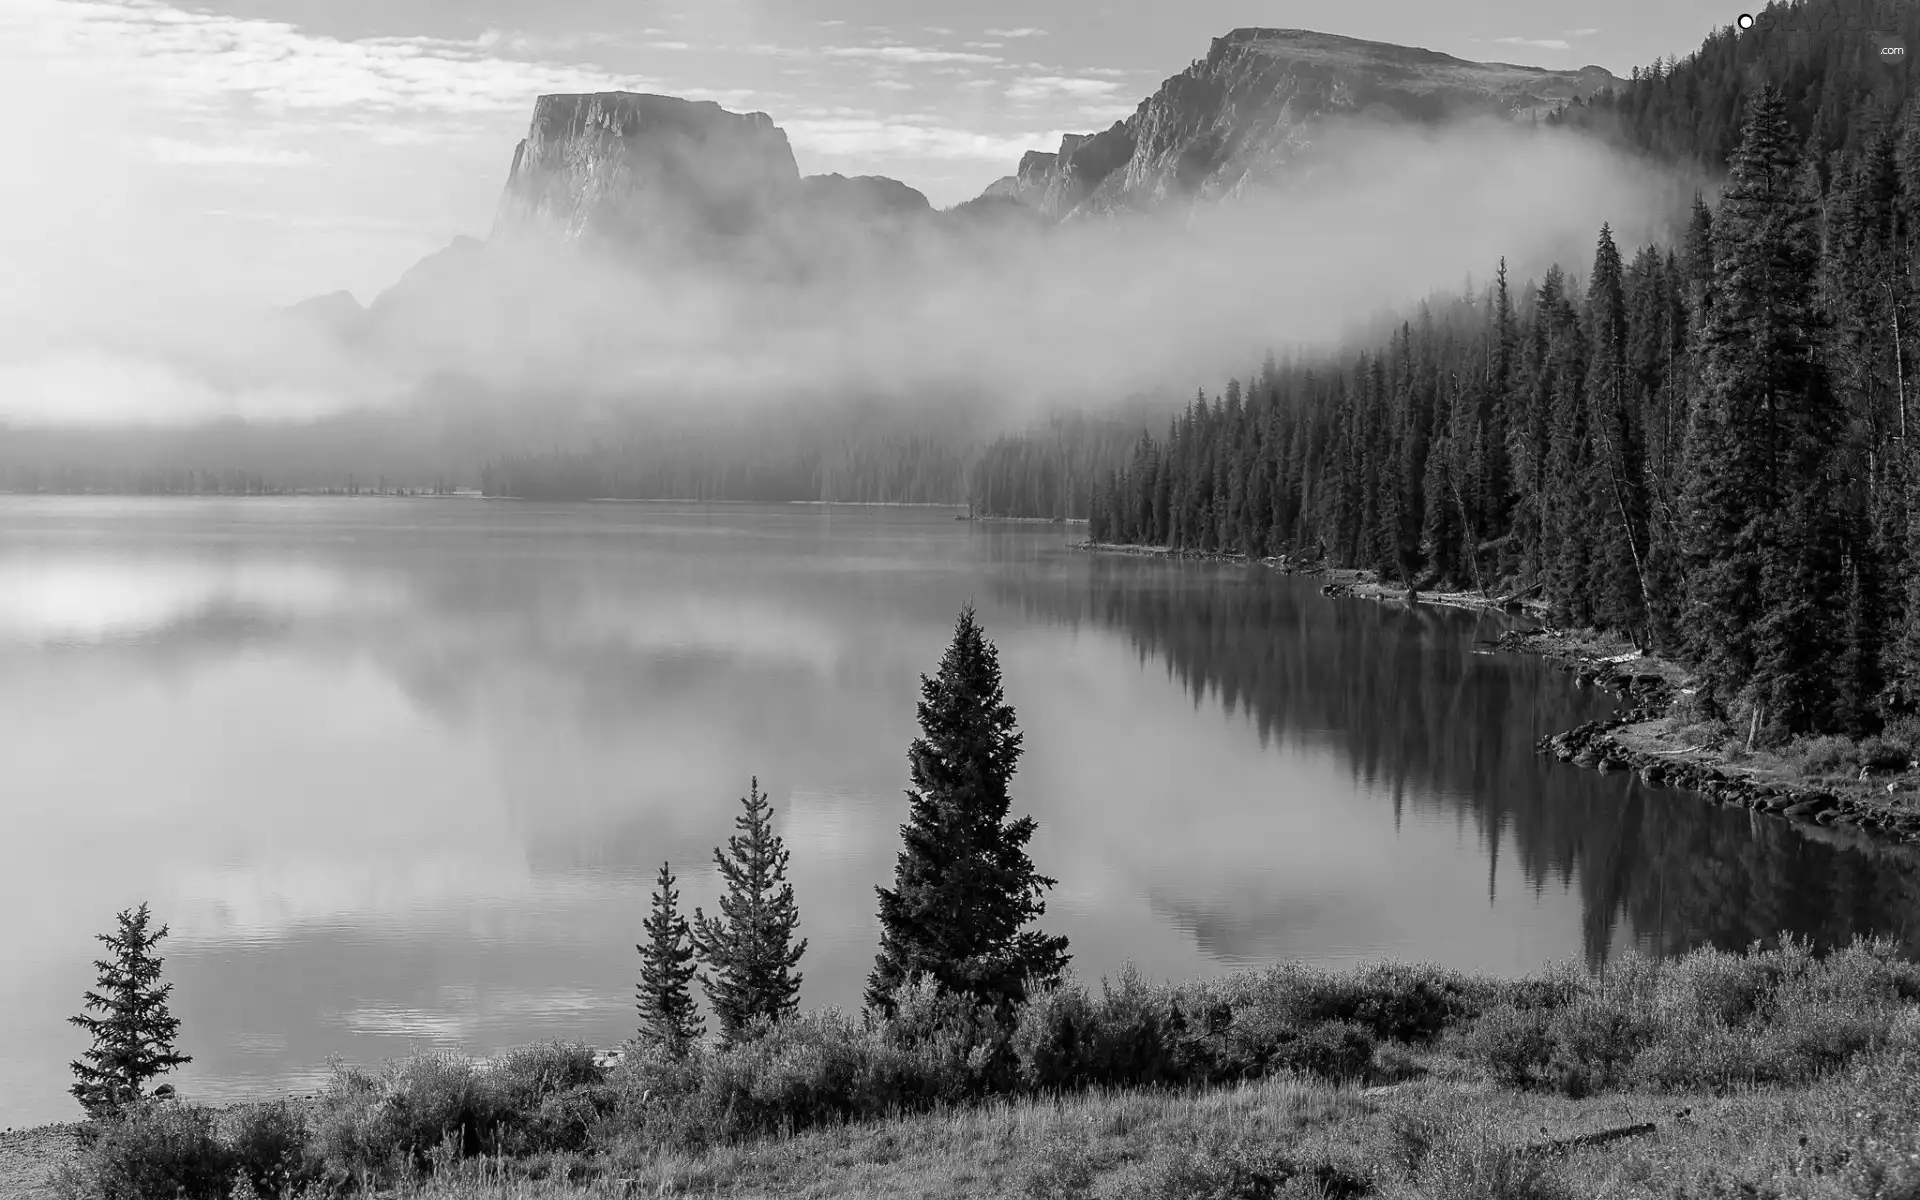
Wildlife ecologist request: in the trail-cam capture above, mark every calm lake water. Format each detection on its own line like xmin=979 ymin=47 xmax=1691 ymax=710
xmin=3 ymin=496 xmax=1917 ymax=1127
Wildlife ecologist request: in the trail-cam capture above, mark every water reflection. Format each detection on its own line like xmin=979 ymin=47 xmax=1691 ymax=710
xmin=1 ymin=497 xmax=1915 ymax=1129
xmin=998 ymin=556 xmax=1920 ymax=966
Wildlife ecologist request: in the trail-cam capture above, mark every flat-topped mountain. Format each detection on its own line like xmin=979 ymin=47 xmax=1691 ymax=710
xmin=979 ymin=28 xmax=1620 ymax=220
xmin=309 ymin=29 xmax=1620 ymax=339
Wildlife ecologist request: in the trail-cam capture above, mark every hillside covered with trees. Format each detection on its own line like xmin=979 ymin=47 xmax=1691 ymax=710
xmin=1064 ymin=2 xmax=1920 ymax=743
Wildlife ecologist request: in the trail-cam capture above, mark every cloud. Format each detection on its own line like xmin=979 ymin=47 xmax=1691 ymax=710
xmin=824 ymin=45 xmax=1000 ymax=65
xmin=1566 ymin=28 xmax=1600 ymax=37
xmin=777 ymin=117 xmax=1056 ymax=162
xmin=985 ymin=28 xmax=1045 ymax=38
xmin=1492 ymin=36 xmax=1573 ymax=51
xmin=646 ymin=41 xmax=691 ymax=51
xmin=1005 ymin=76 xmax=1126 ymax=102
xmin=924 ymin=26 xmax=954 ymax=35
xmin=10 ymin=0 xmax=659 ymax=118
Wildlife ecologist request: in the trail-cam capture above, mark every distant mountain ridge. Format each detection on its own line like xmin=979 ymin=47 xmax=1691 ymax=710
xmin=297 ymin=28 xmax=1620 ymax=345
xmin=476 ymin=29 xmax=1618 ymax=250
xmin=979 ymin=28 xmax=1618 ymax=220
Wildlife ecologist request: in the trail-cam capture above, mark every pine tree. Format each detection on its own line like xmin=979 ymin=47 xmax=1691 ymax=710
xmin=636 ymin=861 xmax=703 ymax=1054
xmin=867 ymin=604 xmax=1069 ymax=1015
xmin=1683 ymin=87 xmax=1839 ymax=734
xmin=690 ymin=779 xmax=805 ymax=1044
xmin=69 ymin=904 xmax=191 ymax=1118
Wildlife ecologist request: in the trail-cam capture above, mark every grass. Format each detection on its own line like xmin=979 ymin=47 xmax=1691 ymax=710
xmin=267 ymin=1066 xmax=1920 ymax=1198
xmin=47 ymin=941 xmax=1920 ymax=1199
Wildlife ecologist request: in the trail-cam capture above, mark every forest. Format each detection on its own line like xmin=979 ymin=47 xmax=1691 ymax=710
xmin=1071 ymin=1 xmax=1920 ymax=742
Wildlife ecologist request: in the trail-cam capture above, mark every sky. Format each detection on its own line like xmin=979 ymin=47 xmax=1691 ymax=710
xmin=1 ymin=0 xmax=1744 ymax=316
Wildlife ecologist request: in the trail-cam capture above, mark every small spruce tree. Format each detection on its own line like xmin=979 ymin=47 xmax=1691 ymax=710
xmin=69 ymin=904 xmax=191 ymax=1118
xmin=690 ymin=779 xmax=805 ymax=1044
xmin=636 ymin=861 xmax=703 ymax=1054
xmin=867 ymin=604 xmax=1070 ymax=1016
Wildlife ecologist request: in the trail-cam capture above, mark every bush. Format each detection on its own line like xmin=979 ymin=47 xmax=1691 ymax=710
xmin=76 ymin=1101 xmax=235 ymax=1200
xmin=1544 ymin=996 xmax=1657 ymax=1097
xmin=1283 ymin=962 xmax=1485 ymax=1043
xmin=307 ymin=1051 xmax=509 ymax=1187
xmin=224 ymin=1101 xmax=319 ymax=1197
xmin=1787 ymin=734 xmax=1860 ymax=778
xmin=1457 ymin=1004 xmax=1555 ymax=1089
xmin=1274 ymin=1021 xmax=1374 ymax=1082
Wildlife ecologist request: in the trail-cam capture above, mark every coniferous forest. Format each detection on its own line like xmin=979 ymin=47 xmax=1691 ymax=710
xmin=1073 ymin=6 xmax=1920 ymax=745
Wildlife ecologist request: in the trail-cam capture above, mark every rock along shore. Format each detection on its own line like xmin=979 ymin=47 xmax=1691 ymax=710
xmin=1075 ymin=539 xmax=1920 ymax=854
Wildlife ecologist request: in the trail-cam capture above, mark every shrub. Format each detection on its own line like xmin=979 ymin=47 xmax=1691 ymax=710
xmin=307 ymin=1051 xmax=510 ymax=1187
xmin=1457 ymin=1004 xmax=1554 ymax=1089
xmin=1545 ymin=998 xmax=1655 ymax=1096
xmin=77 ymin=1101 xmax=235 ymax=1200
xmin=1787 ymin=734 xmax=1860 ymax=778
xmin=1012 ymin=981 xmax=1099 ymax=1091
xmin=1285 ymin=962 xmax=1485 ymax=1043
xmin=224 ymin=1101 xmax=319 ymax=1198
xmin=487 ymin=1042 xmax=608 ymax=1156
xmin=1275 ymin=1021 xmax=1374 ymax=1082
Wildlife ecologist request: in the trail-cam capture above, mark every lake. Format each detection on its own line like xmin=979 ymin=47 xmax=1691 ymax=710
xmin=2 ymin=496 xmax=1916 ymax=1128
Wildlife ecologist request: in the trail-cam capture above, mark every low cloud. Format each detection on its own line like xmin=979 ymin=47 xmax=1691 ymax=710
xmin=0 ymin=116 xmax=1699 ymax=444
xmin=1005 ymin=76 xmax=1127 ymax=101
xmin=985 ymin=28 xmax=1046 ymax=38
xmin=823 ymin=45 xmax=1002 ymax=65
xmin=1493 ymin=36 xmax=1573 ymax=51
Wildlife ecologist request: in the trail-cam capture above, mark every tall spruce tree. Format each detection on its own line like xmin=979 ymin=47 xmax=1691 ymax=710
xmin=636 ymin=861 xmax=703 ymax=1054
xmin=69 ymin=904 xmax=191 ymax=1118
xmin=1682 ymin=87 xmax=1839 ymax=734
xmin=867 ymin=604 xmax=1069 ymax=1014
xmin=690 ymin=779 xmax=805 ymax=1044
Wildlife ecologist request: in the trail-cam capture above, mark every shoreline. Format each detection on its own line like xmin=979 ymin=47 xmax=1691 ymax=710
xmin=1077 ymin=539 xmax=1920 ymax=854
xmin=1071 ymin=540 xmax=1552 ymax=618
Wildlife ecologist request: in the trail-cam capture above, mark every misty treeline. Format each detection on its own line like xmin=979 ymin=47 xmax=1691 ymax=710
xmin=1088 ymin=81 xmax=1920 ymax=743
xmin=478 ymin=430 xmax=967 ymax=504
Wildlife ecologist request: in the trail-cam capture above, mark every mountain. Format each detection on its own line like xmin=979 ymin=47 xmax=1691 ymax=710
xmin=488 ymin=92 xmax=932 ymax=256
xmin=308 ymin=27 xmax=1616 ymax=325
xmin=282 ymin=290 xmax=368 ymax=342
xmin=981 ymin=28 xmax=1620 ymax=220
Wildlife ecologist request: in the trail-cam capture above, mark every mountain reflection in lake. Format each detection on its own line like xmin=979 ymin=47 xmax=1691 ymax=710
xmin=1 ymin=497 xmax=1914 ymax=1126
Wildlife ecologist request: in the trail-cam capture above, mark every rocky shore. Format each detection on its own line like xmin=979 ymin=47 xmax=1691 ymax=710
xmin=1516 ymin=627 xmax=1920 ymax=851
xmin=1079 ymin=539 xmax=1920 ymax=854
xmin=1072 ymin=540 xmax=1552 ymax=616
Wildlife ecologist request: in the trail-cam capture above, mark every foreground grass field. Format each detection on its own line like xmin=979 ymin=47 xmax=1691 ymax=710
xmin=47 ymin=940 xmax=1920 ymax=1199
xmin=333 ymin=1065 xmax=1916 ymax=1199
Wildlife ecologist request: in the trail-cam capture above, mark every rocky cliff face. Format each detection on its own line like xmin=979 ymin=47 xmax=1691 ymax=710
xmin=990 ymin=28 xmax=1619 ymax=220
xmin=492 ymin=93 xmax=805 ymax=252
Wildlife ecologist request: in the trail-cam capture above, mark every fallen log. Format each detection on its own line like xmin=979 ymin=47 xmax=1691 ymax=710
xmin=1521 ymin=1122 xmax=1658 ymax=1156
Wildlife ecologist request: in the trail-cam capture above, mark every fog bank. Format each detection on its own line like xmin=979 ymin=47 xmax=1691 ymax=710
xmin=0 ymin=112 xmax=1703 ymax=447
